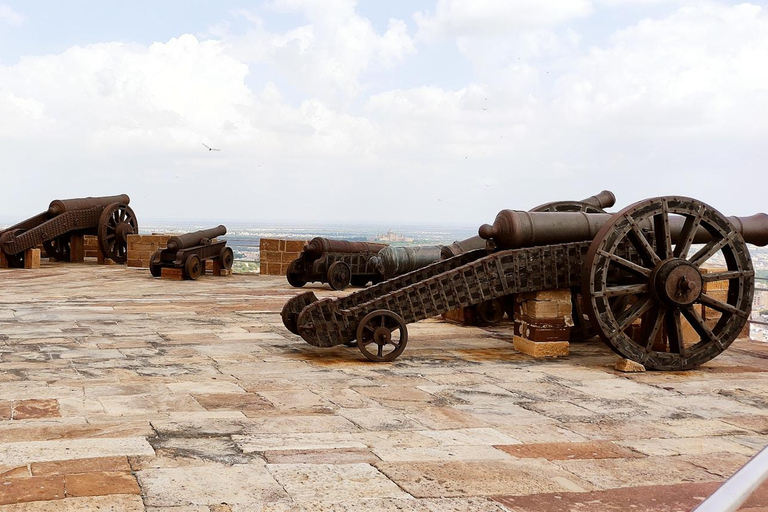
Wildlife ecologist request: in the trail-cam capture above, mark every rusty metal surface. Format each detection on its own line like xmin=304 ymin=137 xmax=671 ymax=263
xmin=0 ymin=195 xmax=137 ymax=267
xmin=150 ymin=226 xmax=231 ymax=280
xmin=166 ymin=225 xmax=227 ymax=251
xmin=282 ymin=195 xmax=767 ymax=371
xmin=373 ymin=192 xmax=618 ymax=280
xmin=286 ymin=237 xmax=388 ymax=290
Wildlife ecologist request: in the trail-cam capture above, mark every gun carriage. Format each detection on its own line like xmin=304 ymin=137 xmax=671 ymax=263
xmin=149 ymin=225 xmax=233 ymax=280
xmin=370 ymin=190 xmax=617 ymax=325
xmin=0 ymin=194 xmax=138 ymax=267
xmin=286 ymin=238 xmax=388 ymax=291
xmin=282 ymin=196 xmax=767 ymax=370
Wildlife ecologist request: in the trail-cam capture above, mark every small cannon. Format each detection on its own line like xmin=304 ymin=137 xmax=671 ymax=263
xmin=286 ymin=238 xmax=388 ymax=290
xmin=282 ymin=195 xmax=767 ymax=370
xmin=0 ymin=194 xmax=138 ymax=266
xmin=149 ymin=225 xmax=233 ymax=280
xmin=370 ymin=190 xmax=617 ymax=279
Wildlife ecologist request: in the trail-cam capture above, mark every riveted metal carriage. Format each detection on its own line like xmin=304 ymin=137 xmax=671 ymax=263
xmin=282 ymin=195 xmax=767 ymax=371
xmin=0 ymin=194 xmax=138 ymax=266
xmin=286 ymin=238 xmax=388 ymax=290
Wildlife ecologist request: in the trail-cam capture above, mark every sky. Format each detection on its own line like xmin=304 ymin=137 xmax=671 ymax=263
xmin=0 ymin=0 xmax=766 ymax=227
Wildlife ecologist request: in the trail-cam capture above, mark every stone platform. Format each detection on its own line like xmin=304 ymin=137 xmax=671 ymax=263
xmin=1 ymin=262 xmax=767 ymax=511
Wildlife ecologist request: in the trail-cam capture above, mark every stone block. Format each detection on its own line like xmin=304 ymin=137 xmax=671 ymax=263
xmin=69 ymin=234 xmax=85 ymax=263
xmin=23 ymin=249 xmax=41 ymax=269
xmin=65 ymin=471 xmax=141 ymax=497
xmin=442 ymin=307 xmax=477 ymax=326
xmin=161 ymin=267 xmax=184 ymax=280
xmin=513 ymin=335 xmax=569 ymax=358
xmin=285 ymin=240 xmax=307 ymax=252
xmin=517 ymin=321 xmax=572 ymax=342
xmin=517 ymin=289 xmax=573 ymax=321
xmin=260 ymin=238 xmax=280 ymax=252
xmin=279 ymin=239 xmax=286 ymax=251
xmin=0 ymin=475 xmax=65 ymax=505
xmin=614 ymin=358 xmax=646 ymax=373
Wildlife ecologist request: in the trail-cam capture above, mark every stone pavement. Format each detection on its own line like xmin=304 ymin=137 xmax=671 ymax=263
xmin=1 ymin=262 xmax=767 ymax=511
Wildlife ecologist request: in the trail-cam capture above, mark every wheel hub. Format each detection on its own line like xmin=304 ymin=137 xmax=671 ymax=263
xmin=116 ymin=223 xmax=134 ymax=243
xmin=652 ymin=258 xmax=702 ymax=307
xmin=373 ymin=326 xmax=391 ymax=345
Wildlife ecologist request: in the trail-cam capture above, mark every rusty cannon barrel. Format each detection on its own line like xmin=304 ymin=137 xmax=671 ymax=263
xmin=480 ymin=207 xmax=768 ymax=249
xmin=166 ymin=225 xmax=227 ymax=252
xmin=48 ymin=194 xmax=130 ymax=216
xmin=303 ymin=237 xmax=387 ymax=259
xmin=371 ymin=245 xmax=444 ymax=279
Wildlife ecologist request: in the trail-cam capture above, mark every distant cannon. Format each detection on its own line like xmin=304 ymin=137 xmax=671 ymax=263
xmin=282 ymin=195 xmax=766 ymax=371
xmin=286 ymin=238 xmax=387 ymax=290
xmin=150 ymin=225 xmax=233 ymax=280
xmin=0 ymin=194 xmax=138 ymax=266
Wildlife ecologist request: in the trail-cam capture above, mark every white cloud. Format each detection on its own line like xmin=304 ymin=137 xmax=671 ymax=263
xmin=1 ymin=2 xmax=767 ymax=224
xmin=0 ymin=4 xmax=23 ymax=26
xmin=415 ymin=0 xmax=592 ymax=40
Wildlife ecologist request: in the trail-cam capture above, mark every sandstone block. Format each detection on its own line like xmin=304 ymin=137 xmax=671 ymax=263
xmin=442 ymin=307 xmax=477 ymax=326
xmin=23 ymin=249 xmax=41 ymax=269
xmin=614 ymin=358 xmax=646 ymax=373
xmin=285 ymin=240 xmax=307 ymax=252
xmin=161 ymin=267 xmax=184 ymax=280
xmin=260 ymin=238 xmax=280 ymax=252
xmin=513 ymin=336 xmax=569 ymax=358
xmin=69 ymin=234 xmax=85 ymax=263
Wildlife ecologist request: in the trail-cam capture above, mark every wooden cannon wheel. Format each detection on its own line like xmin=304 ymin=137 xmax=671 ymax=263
xmin=0 ymin=229 xmax=25 ymax=268
xmin=476 ymin=298 xmax=506 ymax=325
xmin=356 ymin=309 xmax=408 ymax=362
xmin=43 ymin=234 xmax=72 ymax=262
xmin=98 ymin=203 xmax=138 ymax=264
xmin=582 ymin=196 xmax=754 ymax=371
xmin=184 ymin=254 xmax=202 ymax=280
xmin=286 ymin=260 xmax=307 ymax=288
xmin=327 ymin=261 xmax=351 ymax=291
xmin=219 ymin=247 xmax=234 ymax=270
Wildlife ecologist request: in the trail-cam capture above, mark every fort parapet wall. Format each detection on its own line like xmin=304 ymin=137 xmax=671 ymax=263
xmin=259 ymin=238 xmax=307 ymax=276
xmin=126 ymin=234 xmax=172 ymax=268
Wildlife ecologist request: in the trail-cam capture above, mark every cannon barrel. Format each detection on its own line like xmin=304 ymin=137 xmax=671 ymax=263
xmin=370 ymin=245 xmax=443 ymax=279
xmin=479 ymin=210 xmax=768 ymax=249
xmin=581 ymin=190 xmax=616 ymax=210
xmin=166 ymin=225 xmax=227 ymax=252
xmin=48 ymin=194 xmax=130 ymax=216
xmin=303 ymin=237 xmax=387 ymax=258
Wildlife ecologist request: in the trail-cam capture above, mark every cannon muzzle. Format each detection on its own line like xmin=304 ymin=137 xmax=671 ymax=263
xmin=581 ymin=190 xmax=616 ymax=210
xmin=166 ymin=225 xmax=227 ymax=252
xmin=480 ymin=210 xmax=768 ymax=249
xmin=303 ymin=238 xmax=387 ymax=258
xmin=48 ymin=194 xmax=131 ymax=216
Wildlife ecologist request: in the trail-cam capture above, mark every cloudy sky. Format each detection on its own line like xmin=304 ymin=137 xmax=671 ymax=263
xmin=0 ymin=1 xmax=766 ymax=227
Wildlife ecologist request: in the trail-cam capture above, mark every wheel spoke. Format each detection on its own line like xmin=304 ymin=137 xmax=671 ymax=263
xmin=665 ymin=309 xmax=684 ymax=355
xmin=690 ymin=233 xmax=733 ymax=267
xmin=641 ymin=306 xmax=665 ymax=350
xmin=627 ymin=216 xmax=661 ymax=266
xmin=680 ymin=305 xmax=723 ymax=350
xmin=600 ymin=250 xmax=652 ymax=277
xmin=377 ymin=344 xmax=383 ymax=357
xmin=616 ymin=296 xmax=653 ymax=332
xmin=702 ymin=269 xmax=753 ymax=282
xmin=653 ymin=204 xmax=672 ymax=260
xmin=596 ymin=283 xmax=650 ymax=298
xmin=674 ymin=206 xmax=704 ymax=258
xmin=698 ymin=293 xmax=748 ymax=319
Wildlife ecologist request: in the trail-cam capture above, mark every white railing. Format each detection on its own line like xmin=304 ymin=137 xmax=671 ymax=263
xmin=694 ymin=445 xmax=768 ymax=511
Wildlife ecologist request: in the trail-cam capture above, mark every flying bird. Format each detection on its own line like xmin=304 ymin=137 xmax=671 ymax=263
xmin=202 ymin=143 xmax=221 ymax=152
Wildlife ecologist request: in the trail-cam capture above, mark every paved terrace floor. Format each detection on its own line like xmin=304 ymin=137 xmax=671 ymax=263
xmin=1 ymin=262 xmax=767 ymax=512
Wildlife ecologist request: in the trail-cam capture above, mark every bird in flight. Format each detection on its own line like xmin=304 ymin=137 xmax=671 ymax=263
xmin=202 ymin=143 xmax=221 ymax=152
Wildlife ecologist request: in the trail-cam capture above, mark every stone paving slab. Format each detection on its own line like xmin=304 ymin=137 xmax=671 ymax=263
xmin=1 ymin=264 xmax=768 ymax=510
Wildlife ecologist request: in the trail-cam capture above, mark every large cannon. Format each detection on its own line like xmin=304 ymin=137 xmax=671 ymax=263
xmin=370 ymin=190 xmax=618 ymax=280
xmin=0 ymin=194 xmax=138 ymax=266
xmin=150 ymin=225 xmax=233 ymax=280
xmin=281 ymin=195 xmax=767 ymax=370
xmin=286 ymin=238 xmax=388 ymax=290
